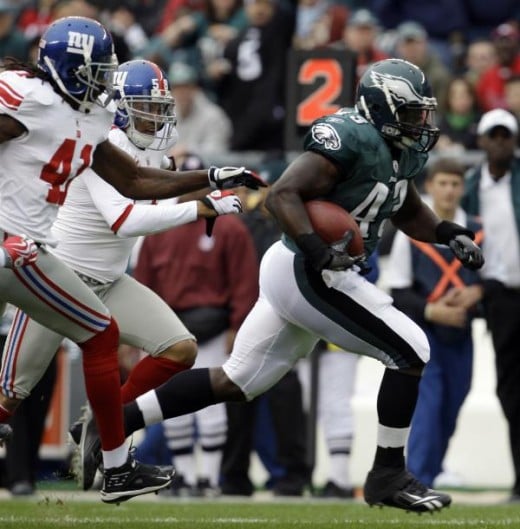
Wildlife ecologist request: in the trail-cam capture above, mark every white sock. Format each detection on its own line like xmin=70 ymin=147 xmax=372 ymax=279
xmin=328 ymin=453 xmax=352 ymax=489
xmin=173 ymin=453 xmax=197 ymax=487
xmin=200 ymin=449 xmax=223 ymax=487
xmin=136 ymin=391 xmax=163 ymax=425
xmin=102 ymin=440 xmax=130 ymax=470
xmin=377 ymin=424 xmax=410 ymax=448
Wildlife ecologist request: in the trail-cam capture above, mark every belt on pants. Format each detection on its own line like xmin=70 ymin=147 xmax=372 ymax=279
xmin=75 ymin=271 xmax=109 ymax=288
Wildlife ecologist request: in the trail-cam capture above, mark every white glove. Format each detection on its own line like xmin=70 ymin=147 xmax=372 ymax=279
xmin=207 ymin=165 xmax=266 ymax=190
xmin=2 ymin=235 xmax=39 ymax=268
xmin=202 ymin=190 xmax=243 ymax=216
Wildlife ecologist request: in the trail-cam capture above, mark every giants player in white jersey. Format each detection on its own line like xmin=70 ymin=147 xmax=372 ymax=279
xmin=0 ymin=16 xmax=263 ymax=504
xmin=0 ymin=58 xmax=242 ymax=491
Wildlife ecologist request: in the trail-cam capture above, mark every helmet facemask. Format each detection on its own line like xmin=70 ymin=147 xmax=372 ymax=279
xmin=386 ymin=102 xmax=439 ymax=153
xmin=122 ymin=94 xmax=177 ymax=150
xmin=114 ymin=60 xmax=178 ymax=150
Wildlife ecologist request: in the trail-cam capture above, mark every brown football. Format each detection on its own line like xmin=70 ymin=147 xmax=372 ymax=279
xmin=304 ymin=200 xmax=364 ymax=255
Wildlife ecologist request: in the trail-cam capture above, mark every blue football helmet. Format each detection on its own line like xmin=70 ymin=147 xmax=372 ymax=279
xmin=113 ymin=60 xmax=177 ymax=150
xmin=356 ymin=59 xmax=439 ymax=153
xmin=37 ymin=16 xmax=118 ymax=112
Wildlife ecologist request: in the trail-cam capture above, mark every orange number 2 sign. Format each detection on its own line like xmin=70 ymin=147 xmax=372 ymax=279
xmin=296 ymin=59 xmax=343 ymax=126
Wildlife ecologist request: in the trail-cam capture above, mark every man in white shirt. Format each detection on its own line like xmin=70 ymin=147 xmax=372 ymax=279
xmin=461 ymin=108 xmax=520 ymax=503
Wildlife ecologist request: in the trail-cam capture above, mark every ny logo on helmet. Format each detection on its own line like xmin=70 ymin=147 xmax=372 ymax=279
xmin=66 ymin=32 xmax=95 ymax=56
xmin=370 ymin=71 xmax=423 ymax=106
xmin=311 ymin=123 xmax=341 ymax=150
xmin=113 ymin=71 xmax=129 ymax=91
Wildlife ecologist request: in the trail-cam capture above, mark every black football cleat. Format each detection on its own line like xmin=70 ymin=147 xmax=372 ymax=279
xmin=100 ymin=456 xmax=174 ymax=504
xmin=364 ymin=467 xmax=451 ymax=513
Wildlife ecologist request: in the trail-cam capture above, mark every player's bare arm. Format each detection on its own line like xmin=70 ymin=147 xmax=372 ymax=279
xmin=391 ymin=182 xmax=440 ymax=243
xmin=265 ymin=151 xmax=340 ymax=240
xmin=92 ymin=140 xmax=212 ymax=200
xmin=0 ymin=114 xmax=26 ymax=143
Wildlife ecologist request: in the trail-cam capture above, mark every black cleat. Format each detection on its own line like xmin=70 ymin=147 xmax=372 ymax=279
xmin=0 ymin=423 xmax=12 ymax=446
xmin=100 ymin=456 xmax=174 ymax=504
xmin=315 ymin=480 xmax=355 ymax=499
xmin=71 ymin=405 xmax=102 ymax=491
xmin=364 ymin=467 xmax=451 ymax=513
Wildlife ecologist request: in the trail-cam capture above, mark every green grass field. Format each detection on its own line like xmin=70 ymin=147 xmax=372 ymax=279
xmin=0 ymin=495 xmax=519 ymax=529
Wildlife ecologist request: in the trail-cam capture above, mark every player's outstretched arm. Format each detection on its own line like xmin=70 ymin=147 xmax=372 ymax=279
xmin=114 ymin=191 xmax=242 ymax=238
xmin=92 ymin=141 xmax=265 ymax=200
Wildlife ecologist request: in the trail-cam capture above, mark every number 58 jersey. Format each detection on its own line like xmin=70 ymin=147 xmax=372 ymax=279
xmin=0 ymin=70 xmax=114 ymax=245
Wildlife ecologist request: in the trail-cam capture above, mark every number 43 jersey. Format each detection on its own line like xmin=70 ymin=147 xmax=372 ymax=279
xmin=0 ymin=70 xmax=114 ymax=246
xmin=303 ymin=108 xmax=428 ymax=256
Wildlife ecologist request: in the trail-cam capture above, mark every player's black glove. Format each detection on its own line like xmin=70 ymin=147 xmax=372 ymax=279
xmin=295 ymin=232 xmax=367 ymax=272
xmin=208 ymin=166 xmax=267 ymax=190
xmin=449 ymin=235 xmax=484 ymax=270
xmin=435 ymin=220 xmax=485 ymax=270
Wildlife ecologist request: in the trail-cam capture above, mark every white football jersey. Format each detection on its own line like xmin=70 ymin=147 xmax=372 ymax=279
xmin=51 ymin=126 xmax=183 ymax=283
xmin=0 ymin=71 xmax=114 ymax=245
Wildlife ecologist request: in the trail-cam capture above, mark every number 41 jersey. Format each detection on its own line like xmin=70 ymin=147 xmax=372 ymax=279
xmin=0 ymin=70 xmax=114 ymax=245
xmin=304 ymin=108 xmax=428 ymax=256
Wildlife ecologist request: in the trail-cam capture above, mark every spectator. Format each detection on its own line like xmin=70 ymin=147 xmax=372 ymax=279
xmin=394 ymin=21 xmax=452 ymax=111
xmin=168 ymin=62 xmax=232 ymax=158
xmin=435 ymin=77 xmax=481 ymax=153
xmin=475 ymin=22 xmax=520 ymax=112
xmin=140 ymin=0 xmax=247 ymax=72
xmin=370 ymin=0 xmax=469 ymax=68
xmin=221 ymin=167 xmax=311 ymax=497
xmin=388 ymin=157 xmax=483 ymax=488
xmin=0 ymin=1 xmax=29 ymax=62
xmin=461 ymin=108 xmax=520 ymax=503
xmin=504 ymin=75 xmax=520 ymax=130
xmin=329 ymin=8 xmax=388 ymax=82
xmin=16 ymin=0 xmax=54 ymax=40
xmin=156 ymin=0 xmax=206 ymax=33
xmin=463 ymin=39 xmax=497 ymax=88
xmin=103 ymin=5 xmax=150 ymax=57
xmin=465 ymin=0 xmax=520 ymax=42
xmin=134 ymin=177 xmax=259 ymax=497
xmin=215 ymin=0 xmax=295 ymax=151
xmin=292 ymin=0 xmax=348 ymax=50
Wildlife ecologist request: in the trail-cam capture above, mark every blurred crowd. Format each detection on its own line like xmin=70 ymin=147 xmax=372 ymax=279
xmin=0 ymin=0 xmax=518 ymax=158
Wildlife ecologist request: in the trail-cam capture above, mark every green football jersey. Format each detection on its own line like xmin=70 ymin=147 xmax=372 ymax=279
xmin=301 ymin=108 xmax=428 ymax=256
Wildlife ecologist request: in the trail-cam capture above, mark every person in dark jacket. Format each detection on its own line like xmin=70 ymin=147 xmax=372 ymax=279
xmin=461 ymin=108 xmax=520 ymax=502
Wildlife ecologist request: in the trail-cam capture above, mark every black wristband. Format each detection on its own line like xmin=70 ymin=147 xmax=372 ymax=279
xmin=294 ymin=233 xmax=330 ymax=271
xmin=435 ymin=220 xmax=475 ymax=245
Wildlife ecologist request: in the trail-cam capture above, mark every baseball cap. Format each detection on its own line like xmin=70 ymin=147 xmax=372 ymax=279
xmin=477 ymin=108 xmax=519 ymax=135
xmin=348 ymin=9 xmax=379 ymax=28
xmin=492 ymin=22 xmax=520 ymax=41
xmin=396 ymin=21 xmax=427 ymax=42
xmin=168 ymin=62 xmax=199 ymax=87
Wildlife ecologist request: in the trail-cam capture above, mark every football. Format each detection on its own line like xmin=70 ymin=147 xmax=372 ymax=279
xmin=304 ymin=200 xmax=364 ymax=255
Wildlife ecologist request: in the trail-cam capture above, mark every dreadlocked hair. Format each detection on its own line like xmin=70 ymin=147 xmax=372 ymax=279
xmin=0 ymin=57 xmax=49 ymax=81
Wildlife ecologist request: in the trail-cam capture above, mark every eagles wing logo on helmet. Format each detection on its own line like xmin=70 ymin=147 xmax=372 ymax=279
xmin=369 ymin=71 xmax=423 ymax=106
xmin=311 ymin=123 xmax=341 ymax=150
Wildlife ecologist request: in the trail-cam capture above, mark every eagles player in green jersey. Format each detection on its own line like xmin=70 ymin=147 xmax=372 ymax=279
xmin=75 ymin=59 xmax=483 ymax=512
